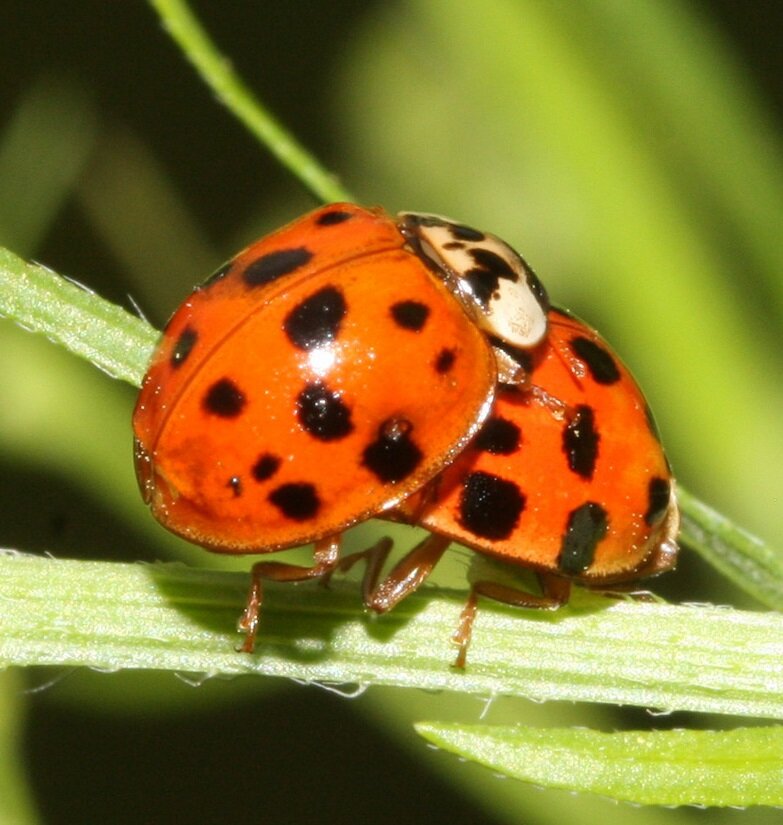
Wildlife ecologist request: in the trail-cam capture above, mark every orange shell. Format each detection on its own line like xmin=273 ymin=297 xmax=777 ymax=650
xmin=392 ymin=307 xmax=678 ymax=583
xmin=133 ymin=204 xmax=496 ymax=553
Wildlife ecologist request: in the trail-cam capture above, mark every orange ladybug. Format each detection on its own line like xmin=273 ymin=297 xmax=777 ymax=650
xmin=133 ymin=204 xmax=552 ymax=650
xmin=350 ymin=307 xmax=678 ymax=666
xmin=134 ymin=203 xmax=678 ymax=661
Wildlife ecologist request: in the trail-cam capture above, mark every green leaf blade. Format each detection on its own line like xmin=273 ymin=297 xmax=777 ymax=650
xmin=679 ymin=485 xmax=783 ymax=610
xmin=0 ymin=246 xmax=157 ymax=386
xmin=4 ymin=552 xmax=783 ymax=721
xmin=415 ymin=722 xmax=783 ymax=807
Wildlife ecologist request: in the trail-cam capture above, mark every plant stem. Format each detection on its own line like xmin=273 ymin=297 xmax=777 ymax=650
xmin=147 ymin=0 xmax=355 ymax=204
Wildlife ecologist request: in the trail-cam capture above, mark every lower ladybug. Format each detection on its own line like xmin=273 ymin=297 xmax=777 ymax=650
xmin=343 ymin=307 xmax=679 ymax=667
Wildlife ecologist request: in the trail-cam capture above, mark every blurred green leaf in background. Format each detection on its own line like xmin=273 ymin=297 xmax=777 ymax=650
xmin=1 ymin=0 xmax=782 ymax=822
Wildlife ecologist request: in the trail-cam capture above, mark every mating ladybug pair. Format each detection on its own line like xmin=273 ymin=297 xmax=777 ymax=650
xmin=133 ymin=204 xmax=679 ymax=666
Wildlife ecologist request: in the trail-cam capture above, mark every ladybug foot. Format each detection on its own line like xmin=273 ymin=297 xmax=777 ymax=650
xmin=237 ymin=604 xmax=260 ymax=654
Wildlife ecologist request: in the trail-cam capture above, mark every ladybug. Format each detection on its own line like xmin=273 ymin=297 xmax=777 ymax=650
xmin=133 ymin=203 xmax=552 ymax=651
xmin=345 ymin=307 xmax=678 ymax=666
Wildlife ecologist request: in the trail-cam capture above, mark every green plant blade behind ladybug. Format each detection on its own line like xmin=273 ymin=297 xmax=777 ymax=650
xmin=415 ymin=722 xmax=783 ymax=807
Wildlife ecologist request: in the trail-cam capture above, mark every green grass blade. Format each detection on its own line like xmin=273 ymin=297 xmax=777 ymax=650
xmin=0 ymin=77 xmax=96 ymax=256
xmin=146 ymin=0 xmax=353 ymax=204
xmin=0 ymin=246 xmax=157 ymax=385
xmin=77 ymin=128 xmax=218 ymax=310
xmin=415 ymin=722 xmax=783 ymax=807
xmin=679 ymin=485 xmax=783 ymax=610
xmin=3 ymin=552 xmax=783 ymax=720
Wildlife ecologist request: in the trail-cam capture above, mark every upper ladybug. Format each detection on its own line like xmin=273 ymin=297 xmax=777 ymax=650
xmin=134 ymin=203 xmax=556 ymax=557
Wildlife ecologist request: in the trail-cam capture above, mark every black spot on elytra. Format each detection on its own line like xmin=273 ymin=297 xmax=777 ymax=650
xmin=459 ymin=471 xmax=525 ymax=540
xmin=450 ymin=223 xmax=485 ymax=242
xmin=203 ymin=378 xmax=246 ymax=418
xmin=316 ymin=209 xmax=354 ymax=226
xmin=558 ymin=502 xmax=608 ymax=575
xmin=284 ymin=285 xmax=347 ymax=350
xmin=570 ymin=336 xmax=621 ymax=385
xmin=474 ymin=417 xmax=521 ymax=455
xmin=362 ymin=418 xmax=423 ymax=483
xmin=268 ymin=482 xmax=320 ymax=521
xmin=563 ymin=405 xmax=599 ymax=480
xmin=434 ymin=348 xmax=456 ymax=374
xmin=645 ymin=477 xmax=671 ymax=525
xmin=252 ymin=453 xmax=281 ymax=482
xmin=170 ymin=326 xmax=197 ymax=368
xmin=227 ymin=476 xmax=242 ymax=497
xmin=243 ymin=247 xmax=313 ymax=287
xmin=390 ymin=300 xmax=430 ymax=331
xmin=297 ymin=382 xmax=353 ymax=441
xmin=202 ymin=260 xmax=233 ymax=287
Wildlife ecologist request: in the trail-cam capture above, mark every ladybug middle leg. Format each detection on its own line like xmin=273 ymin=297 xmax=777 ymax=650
xmin=329 ymin=532 xmax=452 ymax=612
xmin=238 ymin=535 xmax=341 ymax=653
xmin=452 ymin=572 xmax=571 ymax=668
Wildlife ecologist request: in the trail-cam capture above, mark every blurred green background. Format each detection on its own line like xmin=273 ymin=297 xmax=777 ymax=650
xmin=1 ymin=1 xmax=782 ymax=822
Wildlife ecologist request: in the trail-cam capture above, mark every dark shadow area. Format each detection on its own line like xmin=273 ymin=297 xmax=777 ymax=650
xmin=0 ymin=462 xmax=157 ymax=563
xmin=24 ymin=679 xmax=501 ymax=825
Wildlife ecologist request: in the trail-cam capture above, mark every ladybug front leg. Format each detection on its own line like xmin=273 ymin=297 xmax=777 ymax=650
xmin=452 ymin=572 xmax=571 ymax=669
xmin=238 ymin=535 xmax=341 ymax=653
xmin=329 ymin=532 xmax=451 ymax=612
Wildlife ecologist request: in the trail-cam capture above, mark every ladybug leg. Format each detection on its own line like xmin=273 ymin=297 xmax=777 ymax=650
xmin=238 ymin=535 xmax=341 ymax=653
xmin=361 ymin=533 xmax=451 ymax=612
xmin=451 ymin=572 xmax=571 ymax=669
xmin=588 ymin=585 xmax=660 ymax=604
xmin=329 ymin=533 xmax=451 ymax=611
xmin=320 ymin=536 xmax=395 ymax=592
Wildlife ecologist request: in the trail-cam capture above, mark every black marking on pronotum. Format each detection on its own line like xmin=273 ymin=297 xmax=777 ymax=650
xmin=406 ymin=215 xmax=485 ymax=242
xmin=362 ymin=417 xmax=423 ymax=483
xmin=433 ymin=348 xmax=456 ymax=374
xmin=570 ymin=336 xmax=621 ymax=385
xmin=464 ymin=248 xmax=519 ymax=307
xmin=563 ymin=405 xmax=599 ymax=480
xmin=203 ymin=378 xmax=246 ymax=418
xmin=243 ymin=247 xmax=314 ymax=287
xmin=449 ymin=223 xmax=485 ymax=242
xmin=170 ymin=326 xmax=197 ymax=369
xmin=297 ymin=382 xmax=354 ymax=441
xmin=458 ymin=471 xmax=525 ymax=540
xmin=316 ymin=209 xmax=354 ymax=226
xmin=390 ymin=300 xmax=430 ymax=331
xmin=488 ymin=335 xmax=534 ymax=375
xmin=644 ymin=477 xmax=671 ymax=525
xmin=557 ymin=502 xmax=608 ymax=575
xmin=284 ymin=285 xmax=347 ymax=351
xmin=474 ymin=417 xmax=521 ymax=455
xmin=252 ymin=453 xmax=281 ymax=482
xmin=268 ymin=482 xmax=320 ymax=521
